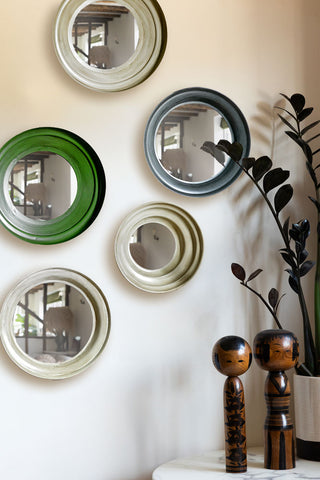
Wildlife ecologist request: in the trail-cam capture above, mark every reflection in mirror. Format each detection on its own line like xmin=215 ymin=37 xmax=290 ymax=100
xmin=72 ymin=1 xmax=139 ymax=69
xmin=129 ymin=222 xmax=176 ymax=270
xmin=8 ymin=152 xmax=77 ymax=221
xmin=156 ymin=103 xmax=232 ymax=183
xmin=14 ymin=282 xmax=93 ymax=364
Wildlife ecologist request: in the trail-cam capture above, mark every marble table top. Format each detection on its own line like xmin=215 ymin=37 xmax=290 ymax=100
xmin=152 ymin=447 xmax=320 ymax=479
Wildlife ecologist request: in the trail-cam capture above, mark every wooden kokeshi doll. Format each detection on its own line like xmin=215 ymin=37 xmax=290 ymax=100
xmin=212 ymin=336 xmax=252 ymax=473
xmin=254 ymin=329 xmax=299 ymax=470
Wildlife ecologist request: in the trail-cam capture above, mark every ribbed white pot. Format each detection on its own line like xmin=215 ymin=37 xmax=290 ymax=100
xmin=294 ymin=373 xmax=320 ymax=461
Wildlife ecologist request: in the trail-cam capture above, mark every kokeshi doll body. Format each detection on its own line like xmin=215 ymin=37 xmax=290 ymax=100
xmin=254 ymin=330 xmax=299 ymax=470
xmin=212 ymin=336 xmax=252 ymax=473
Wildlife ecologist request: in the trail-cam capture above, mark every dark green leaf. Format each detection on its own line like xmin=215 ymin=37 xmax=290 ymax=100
xmin=263 ymin=168 xmax=290 ymax=194
xmin=217 ymin=140 xmax=243 ymax=162
xmin=231 ymin=263 xmax=246 ymax=281
xmin=285 ymin=130 xmax=303 ymax=146
xmin=200 ymin=141 xmax=226 ymax=166
xmin=283 ymin=217 xmax=290 ymax=243
xmin=241 ymin=157 xmax=255 ymax=171
xmin=300 ymin=249 xmax=308 ymax=263
xmin=278 ymin=114 xmax=298 ymax=134
xmin=288 ymin=275 xmax=299 ymax=294
xmin=300 ymin=260 xmax=315 ymax=277
xmin=280 ymin=251 xmax=296 ymax=268
xmin=302 ymin=142 xmax=313 ymax=163
xmin=301 ymin=120 xmax=320 ymax=136
xmin=290 ymin=93 xmax=305 ymax=113
xmin=298 ymin=107 xmax=313 ymax=122
xmin=252 ymin=156 xmax=272 ymax=181
xmin=279 ymin=92 xmax=292 ymax=103
xmin=274 ymin=184 xmax=293 ymax=215
xmin=246 ymin=269 xmax=263 ymax=282
xmin=268 ymin=288 xmax=279 ymax=308
xmin=274 ymin=106 xmax=296 ymax=121
xmin=274 ymin=293 xmax=286 ymax=313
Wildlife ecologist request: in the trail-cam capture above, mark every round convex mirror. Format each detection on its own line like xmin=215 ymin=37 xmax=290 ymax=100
xmin=0 ymin=268 xmax=110 ymax=379
xmin=8 ymin=152 xmax=77 ymax=221
xmin=54 ymin=0 xmax=167 ymax=92
xmin=129 ymin=222 xmax=176 ymax=270
xmin=0 ymin=128 xmax=105 ymax=244
xmin=115 ymin=202 xmax=203 ymax=293
xmin=72 ymin=1 xmax=139 ymax=70
xmin=144 ymin=88 xmax=250 ymax=196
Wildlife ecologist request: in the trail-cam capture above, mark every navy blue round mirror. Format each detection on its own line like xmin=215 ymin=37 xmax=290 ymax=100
xmin=144 ymin=88 xmax=250 ymax=196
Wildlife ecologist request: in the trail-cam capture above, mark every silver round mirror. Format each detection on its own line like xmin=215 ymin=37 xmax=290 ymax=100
xmin=54 ymin=0 xmax=167 ymax=92
xmin=0 ymin=268 xmax=110 ymax=379
xmin=144 ymin=88 xmax=251 ymax=196
xmin=8 ymin=151 xmax=77 ymax=221
xmin=115 ymin=202 xmax=203 ymax=293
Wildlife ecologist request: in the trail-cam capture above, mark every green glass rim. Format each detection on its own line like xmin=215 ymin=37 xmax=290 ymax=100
xmin=0 ymin=127 xmax=106 ymax=244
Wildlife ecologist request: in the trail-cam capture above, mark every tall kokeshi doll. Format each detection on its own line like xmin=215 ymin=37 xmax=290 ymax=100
xmin=254 ymin=329 xmax=299 ymax=469
xmin=212 ymin=336 xmax=252 ymax=473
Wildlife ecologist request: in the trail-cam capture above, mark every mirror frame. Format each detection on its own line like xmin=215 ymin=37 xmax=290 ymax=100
xmin=54 ymin=0 xmax=167 ymax=92
xmin=144 ymin=87 xmax=251 ymax=196
xmin=0 ymin=127 xmax=105 ymax=244
xmin=115 ymin=202 xmax=203 ymax=292
xmin=0 ymin=268 xmax=111 ymax=380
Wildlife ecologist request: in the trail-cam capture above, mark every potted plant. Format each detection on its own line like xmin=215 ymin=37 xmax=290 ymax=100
xmin=201 ymin=93 xmax=320 ymax=460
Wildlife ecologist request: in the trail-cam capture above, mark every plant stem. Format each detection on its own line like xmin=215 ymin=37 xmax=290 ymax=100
xmin=238 ymin=162 xmax=316 ymax=374
xmin=241 ymin=282 xmax=283 ymax=329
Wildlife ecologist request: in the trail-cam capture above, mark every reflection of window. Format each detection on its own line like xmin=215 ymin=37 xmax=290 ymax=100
xmin=72 ymin=1 xmax=137 ymax=69
xmin=14 ymin=283 xmax=68 ymax=355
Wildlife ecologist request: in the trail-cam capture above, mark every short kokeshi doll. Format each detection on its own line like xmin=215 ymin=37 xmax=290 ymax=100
xmin=213 ymin=336 xmax=252 ymax=473
xmin=254 ymin=329 xmax=299 ymax=470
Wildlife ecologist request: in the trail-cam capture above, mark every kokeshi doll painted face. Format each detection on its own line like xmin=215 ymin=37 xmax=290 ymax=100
xmin=213 ymin=335 xmax=252 ymax=377
xmin=254 ymin=329 xmax=299 ymax=372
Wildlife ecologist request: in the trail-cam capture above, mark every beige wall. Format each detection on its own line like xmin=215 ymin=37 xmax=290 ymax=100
xmin=0 ymin=1 xmax=319 ymax=479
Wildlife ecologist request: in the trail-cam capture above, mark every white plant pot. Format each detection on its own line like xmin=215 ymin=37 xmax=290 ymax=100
xmin=294 ymin=373 xmax=320 ymax=461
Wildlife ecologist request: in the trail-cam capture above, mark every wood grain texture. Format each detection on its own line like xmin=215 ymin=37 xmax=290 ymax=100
xmin=213 ymin=336 xmax=252 ymax=473
xmin=254 ymin=329 xmax=299 ymax=470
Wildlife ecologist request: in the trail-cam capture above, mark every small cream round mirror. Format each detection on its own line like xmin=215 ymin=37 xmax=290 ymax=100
xmin=0 ymin=268 xmax=110 ymax=379
xmin=54 ymin=0 xmax=167 ymax=92
xmin=115 ymin=202 xmax=203 ymax=292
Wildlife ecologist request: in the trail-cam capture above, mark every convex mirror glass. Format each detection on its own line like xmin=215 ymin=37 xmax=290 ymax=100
xmin=144 ymin=88 xmax=250 ymax=196
xmin=0 ymin=268 xmax=110 ymax=379
xmin=0 ymin=127 xmax=105 ymax=244
xmin=115 ymin=202 xmax=203 ymax=292
xmin=54 ymin=0 xmax=167 ymax=92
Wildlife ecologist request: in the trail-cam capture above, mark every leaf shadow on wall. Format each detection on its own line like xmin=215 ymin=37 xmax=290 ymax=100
xmin=225 ymin=97 xmax=305 ymax=446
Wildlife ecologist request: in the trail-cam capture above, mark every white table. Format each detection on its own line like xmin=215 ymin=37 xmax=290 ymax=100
xmin=152 ymin=447 xmax=320 ymax=479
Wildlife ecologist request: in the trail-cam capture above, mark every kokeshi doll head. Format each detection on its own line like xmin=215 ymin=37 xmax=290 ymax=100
xmin=212 ymin=335 xmax=252 ymax=377
xmin=254 ymin=329 xmax=299 ymax=372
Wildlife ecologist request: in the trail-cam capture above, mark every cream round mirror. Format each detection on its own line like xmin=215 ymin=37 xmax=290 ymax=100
xmin=115 ymin=202 xmax=203 ymax=292
xmin=144 ymin=88 xmax=250 ymax=196
xmin=54 ymin=0 xmax=167 ymax=92
xmin=0 ymin=268 xmax=110 ymax=379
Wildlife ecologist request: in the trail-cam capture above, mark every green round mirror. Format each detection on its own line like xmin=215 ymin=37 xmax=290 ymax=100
xmin=0 ymin=127 xmax=105 ymax=244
